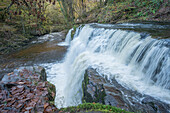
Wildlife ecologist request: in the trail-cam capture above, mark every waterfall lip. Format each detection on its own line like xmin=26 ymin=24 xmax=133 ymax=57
xmin=88 ymin=23 xmax=170 ymax=39
xmin=89 ymin=22 xmax=170 ymax=29
xmin=89 ymin=23 xmax=170 ymax=30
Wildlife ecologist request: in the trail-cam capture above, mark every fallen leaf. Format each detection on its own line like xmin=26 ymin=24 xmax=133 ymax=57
xmin=17 ymin=95 xmax=25 ymax=99
xmin=43 ymin=103 xmax=49 ymax=109
xmin=7 ymin=100 xmax=15 ymax=106
xmin=16 ymin=103 xmax=23 ymax=109
xmin=27 ymin=101 xmax=36 ymax=108
xmin=44 ymin=106 xmax=52 ymax=113
xmin=26 ymin=93 xmax=34 ymax=98
xmin=6 ymin=98 xmax=12 ymax=102
xmin=0 ymin=104 xmax=4 ymax=108
xmin=12 ymin=86 xmax=24 ymax=95
xmin=33 ymin=97 xmax=39 ymax=102
xmin=7 ymin=72 xmax=14 ymax=76
xmin=19 ymin=98 xmax=30 ymax=103
xmin=44 ymin=97 xmax=48 ymax=101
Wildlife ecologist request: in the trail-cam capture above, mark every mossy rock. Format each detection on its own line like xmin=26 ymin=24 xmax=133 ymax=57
xmin=47 ymin=81 xmax=56 ymax=102
xmin=82 ymin=70 xmax=106 ymax=104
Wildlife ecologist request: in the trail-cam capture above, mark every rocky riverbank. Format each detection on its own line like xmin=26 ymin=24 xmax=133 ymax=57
xmin=0 ymin=66 xmax=57 ymax=112
xmin=0 ymin=66 xmax=132 ymax=113
xmin=0 ymin=24 xmax=68 ymax=56
xmin=82 ymin=68 xmax=170 ymax=113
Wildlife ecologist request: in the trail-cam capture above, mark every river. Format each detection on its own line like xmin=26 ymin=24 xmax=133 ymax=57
xmin=0 ymin=22 xmax=170 ymax=112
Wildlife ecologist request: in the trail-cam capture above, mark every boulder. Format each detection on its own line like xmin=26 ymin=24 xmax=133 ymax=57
xmin=1 ymin=66 xmax=47 ymax=84
xmin=82 ymin=68 xmax=170 ymax=113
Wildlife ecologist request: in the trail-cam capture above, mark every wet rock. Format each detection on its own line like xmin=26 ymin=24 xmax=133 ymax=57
xmin=82 ymin=70 xmax=106 ymax=104
xmin=1 ymin=66 xmax=47 ymax=83
xmin=34 ymin=66 xmax=47 ymax=81
xmin=32 ymin=31 xmax=66 ymax=44
xmin=82 ymin=68 xmax=170 ymax=113
xmin=0 ymin=66 xmax=57 ymax=112
xmin=142 ymin=97 xmax=170 ymax=113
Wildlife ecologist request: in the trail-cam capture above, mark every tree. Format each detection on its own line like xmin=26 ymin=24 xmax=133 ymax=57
xmin=57 ymin=0 xmax=74 ymax=24
xmin=0 ymin=0 xmax=55 ymax=34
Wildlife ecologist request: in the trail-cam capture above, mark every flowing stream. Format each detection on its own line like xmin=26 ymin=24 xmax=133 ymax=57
xmin=41 ymin=23 xmax=170 ymax=108
xmin=0 ymin=22 xmax=169 ymax=110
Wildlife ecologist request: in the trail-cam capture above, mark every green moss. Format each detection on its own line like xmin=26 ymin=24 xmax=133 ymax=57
xmin=71 ymin=24 xmax=79 ymax=39
xmin=59 ymin=103 xmax=132 ymax=113
xmin=82 ymin=70 xmax=93 ymax=103
xmin=47 ymin=81 xmax=56 ymax=101
xmin=94 ymin=84 xmax=106 ymax=104
xmin=82 ymin=70 xmax=106 ymax=104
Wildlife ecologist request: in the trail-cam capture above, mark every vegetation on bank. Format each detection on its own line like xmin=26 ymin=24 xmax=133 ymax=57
xmin=85 ymin=0 xmax=169 ymax=23
xmin=58 ymin=103 xmax=132 ymax=113
xmin=0 ymin=0 xmax=169 ymax=55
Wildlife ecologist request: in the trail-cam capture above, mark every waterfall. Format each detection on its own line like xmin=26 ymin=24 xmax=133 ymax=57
xmin=44 ymin=24 xmax=170 ymax=108
xmin=58 ymin=26 xmax=83 ymax=46
xmin=58 ymin=28 xmax=74 ymax=46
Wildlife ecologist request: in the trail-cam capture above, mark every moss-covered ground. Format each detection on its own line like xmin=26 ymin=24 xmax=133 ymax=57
xmin=58 ymin=103 xmax=132 ymax=113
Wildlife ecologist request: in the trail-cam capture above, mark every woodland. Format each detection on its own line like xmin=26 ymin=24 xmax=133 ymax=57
xmin=0 ymin=0 xmax=169 ymax=54
xmin=0 ymin=0 xmax=170 ymax=113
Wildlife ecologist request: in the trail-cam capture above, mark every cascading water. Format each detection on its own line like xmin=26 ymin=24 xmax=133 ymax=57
xmin=58 ymin=28 xmax=74 ymax=46
xmin=58 ymin=25 xmax=83 ymax=46
xmin=42 ymin=24 xmax=170 ymax=108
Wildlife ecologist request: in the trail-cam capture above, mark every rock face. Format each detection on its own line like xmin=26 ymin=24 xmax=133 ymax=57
xmin=82 ymin=70 xmax=106 ymax=104
xmin=82 ymin=68 xmax=170 ymax=113
xmin=0 ymin=66 xmax=57 ymax=113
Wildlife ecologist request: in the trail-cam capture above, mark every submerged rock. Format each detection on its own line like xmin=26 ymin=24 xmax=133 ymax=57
xmin=82 ymin=68 xmax=170 ymax=113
